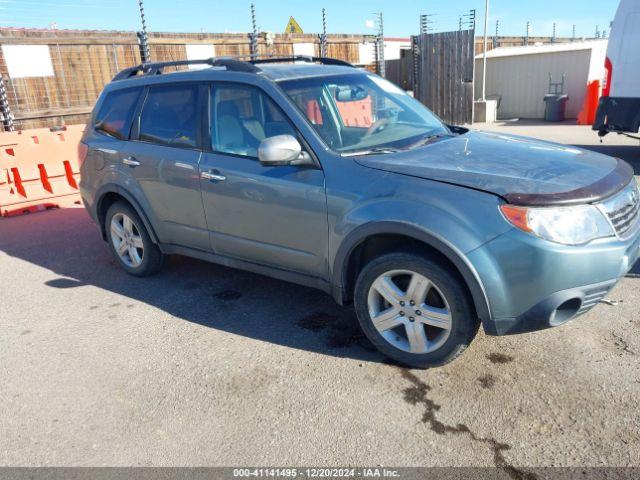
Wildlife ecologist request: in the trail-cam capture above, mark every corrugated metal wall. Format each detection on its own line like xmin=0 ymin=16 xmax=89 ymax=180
xmin=475 ymin=49 xmax=593 ymax=119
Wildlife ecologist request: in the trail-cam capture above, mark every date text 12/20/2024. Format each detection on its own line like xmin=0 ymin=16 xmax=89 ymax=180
xmin=233 ymin=469 xmax=400 ymax=478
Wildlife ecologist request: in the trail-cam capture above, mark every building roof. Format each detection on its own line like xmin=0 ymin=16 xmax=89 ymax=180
xmin=475 ymin=39 xmax=608 ymax=59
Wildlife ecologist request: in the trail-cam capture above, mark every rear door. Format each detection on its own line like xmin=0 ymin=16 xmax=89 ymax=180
xmin=124 ymin=83 xmax=210 ymax=250
xmin=198 ymin=82 xmax=328 ymax=277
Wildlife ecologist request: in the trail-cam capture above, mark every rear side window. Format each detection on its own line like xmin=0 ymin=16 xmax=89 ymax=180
xmin=139 ymin=84 xmax=199 ymax=149
xmin=94 ymin=88 xmax=141 ymax=140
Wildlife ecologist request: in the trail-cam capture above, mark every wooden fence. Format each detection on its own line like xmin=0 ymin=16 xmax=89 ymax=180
xmin=413 ymin=29 xmax=475 ymax=125
xmin=0 ymin=28 xmax=377 ymax=129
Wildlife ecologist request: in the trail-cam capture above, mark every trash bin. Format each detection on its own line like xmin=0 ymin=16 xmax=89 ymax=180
xmin=543 ymin=94 xmax=569 ymax=122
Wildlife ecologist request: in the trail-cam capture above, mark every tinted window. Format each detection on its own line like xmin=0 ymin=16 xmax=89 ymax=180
xmin=139 ymin=84 xmax=199 ymax=149
xmin=94 ymin=88 xmax=140 ymax=140
xmin=211 ymin=84 xmax=297 ymax=158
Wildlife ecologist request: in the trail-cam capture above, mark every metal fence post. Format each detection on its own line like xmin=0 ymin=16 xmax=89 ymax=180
xmin=0 ymin=76 xmax=15 ymax=132
xmin=375 ymin=12 xmax=385 ymax=78
xmin=319 ymin=8 xmax=328 ymax=58
xmin=249 ymin=3 xmax=259 ymax=59
xmin=137 ymin=0 xmax=151 ymax=62
xmin=411 ymin=35 xmax=419 ymax=94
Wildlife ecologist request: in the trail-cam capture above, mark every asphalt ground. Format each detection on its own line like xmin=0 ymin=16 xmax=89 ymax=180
xmin=1 ymin=121 xmax=639 ymax=472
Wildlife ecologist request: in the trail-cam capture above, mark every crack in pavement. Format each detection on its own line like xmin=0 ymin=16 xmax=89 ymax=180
xmin=611 ymin=332 xmax=635 ymax=356
xmin=400 ymin=369 xmax=537 ymax=480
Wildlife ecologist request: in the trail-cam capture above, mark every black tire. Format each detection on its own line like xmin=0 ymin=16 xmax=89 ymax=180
xmin=354 ymin=251 xmax=479 ymax=368
xmin=105 ymin=201 xmax=164 ymax=277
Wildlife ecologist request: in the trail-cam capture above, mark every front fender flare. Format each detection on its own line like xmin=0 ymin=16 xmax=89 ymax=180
xmin=332 ymin=221 xmax=491 ymax=323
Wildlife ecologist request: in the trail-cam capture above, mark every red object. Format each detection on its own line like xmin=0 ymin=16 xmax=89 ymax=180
xmin=602 ymin=57 xmax=613 ymax=98
xmin=336 ymin=97 xmax=373 ymax=127
xmin=577 ymin=80 xmax=601 ymax=126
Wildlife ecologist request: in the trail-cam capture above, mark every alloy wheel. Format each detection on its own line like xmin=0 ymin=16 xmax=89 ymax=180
xmin=367 ymin=269 xmax=453 ymax=354
xmin=110 ymin=213 xmax=144 ymax=268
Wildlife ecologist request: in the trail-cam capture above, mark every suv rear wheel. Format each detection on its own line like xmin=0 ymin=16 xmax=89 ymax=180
xmin=354 ymin=252 xmax=479 ymax=368
xmin=105 ymin=201 xmax=164 ymax=276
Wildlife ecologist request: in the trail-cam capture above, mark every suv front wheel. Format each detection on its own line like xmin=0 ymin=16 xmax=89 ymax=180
xmin=354 ymin=252 xmax=479 ymax=368
xmin=105 ymin=201 xmax=164 ymax=276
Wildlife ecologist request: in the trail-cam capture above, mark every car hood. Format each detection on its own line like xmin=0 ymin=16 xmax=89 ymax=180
xmin=354 ymin=130 xmax=633 ymax=206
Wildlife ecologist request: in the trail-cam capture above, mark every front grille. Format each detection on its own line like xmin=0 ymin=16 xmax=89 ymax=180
xmin=599 ymin=181 xmax=640 ymax=237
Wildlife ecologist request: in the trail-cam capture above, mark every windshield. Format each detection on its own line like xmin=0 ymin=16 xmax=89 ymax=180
xmin=279 ymin=73 xmax=451 ymax=155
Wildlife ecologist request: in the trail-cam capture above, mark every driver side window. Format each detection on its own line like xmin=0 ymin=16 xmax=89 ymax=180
xmin=211 ymin=84 xmax=297 ymax=158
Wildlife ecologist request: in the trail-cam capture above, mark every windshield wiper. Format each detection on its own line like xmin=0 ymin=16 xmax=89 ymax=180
xmin=341 ymin=147 xmax=402 ymax=157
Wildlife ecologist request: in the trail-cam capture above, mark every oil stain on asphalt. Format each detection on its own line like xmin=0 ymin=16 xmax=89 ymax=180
xmin=487 ymin=352 xmax=514 ymax=364
xmin=400 ymin=369 xmax=536 ymax=480
xmin=477 ymin=374 xmax=496 ymax=389
xmin=296 ymin=311 xmax=377 ymax=352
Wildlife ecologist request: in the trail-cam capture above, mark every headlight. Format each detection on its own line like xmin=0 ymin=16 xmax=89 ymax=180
xmin=500 ymin=204 xmax=615 ymax=245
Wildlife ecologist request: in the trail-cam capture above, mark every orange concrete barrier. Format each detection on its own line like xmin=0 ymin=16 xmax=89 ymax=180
xmin=336 ymin=97 xmax=373 ymax=127
xmin=0 ymin=125 xmax=85 ymax=217
xmin=577 ymin=80 xmax=600 ymax=126
xmin=304 ymin=97 xmax=374 ymax=127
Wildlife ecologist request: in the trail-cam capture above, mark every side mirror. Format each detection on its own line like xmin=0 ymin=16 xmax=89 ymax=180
xmin=258 ymin=135 xmax=313 ymax=167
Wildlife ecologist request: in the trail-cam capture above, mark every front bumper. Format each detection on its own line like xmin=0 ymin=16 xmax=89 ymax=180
xmin=468 ymin=220 xmax=640 ymax=336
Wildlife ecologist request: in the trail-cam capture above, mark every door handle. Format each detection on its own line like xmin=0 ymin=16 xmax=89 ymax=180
xmin=201 ymin=170 xmax=226 ymax=182
xmin=122 ymin=156 xmax=141 ymax=167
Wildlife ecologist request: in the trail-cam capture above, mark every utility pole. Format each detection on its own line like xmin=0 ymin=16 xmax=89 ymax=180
xmin=249 ymin=3 xmax=258 ymax=59
xmin=137 ymin=0 xmax=150 ymax=63
xmin=481 ymin=0 xmax=489 ymax=101
xmin=320 ymin=8 xmax=328 ymax=57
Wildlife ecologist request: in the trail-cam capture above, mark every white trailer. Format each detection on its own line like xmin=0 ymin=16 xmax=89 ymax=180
xmin=593 ymin=0 xmax=640 ymax=137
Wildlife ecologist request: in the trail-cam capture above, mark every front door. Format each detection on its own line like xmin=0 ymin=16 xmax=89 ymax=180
xmin=199 ymin=82 xmax=328 ymax=278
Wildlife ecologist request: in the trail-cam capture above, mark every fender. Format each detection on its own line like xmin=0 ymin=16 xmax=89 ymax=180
xmin=331 ymin=221 xmax=492 ymax=323
xmin=94 ymin=183 xmax=160 ymax=245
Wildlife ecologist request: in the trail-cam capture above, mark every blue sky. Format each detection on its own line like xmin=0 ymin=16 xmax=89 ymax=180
xmin=3 ymin=0 xmax=619 ymax=38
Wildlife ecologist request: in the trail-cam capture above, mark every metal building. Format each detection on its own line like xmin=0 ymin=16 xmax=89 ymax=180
xmin=474 ymin=40 xmax=608 ymax=120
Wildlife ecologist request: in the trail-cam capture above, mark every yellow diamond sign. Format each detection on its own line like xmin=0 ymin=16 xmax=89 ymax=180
xmin=285 ymin=16 xmax=303 ymax=34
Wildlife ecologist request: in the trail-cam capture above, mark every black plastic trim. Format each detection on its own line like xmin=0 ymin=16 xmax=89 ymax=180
xmin=161 ymin=243 xmax=332 ymax=294
xmin=503 ymin=158 xmax=634 ymax=207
